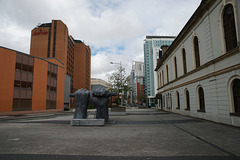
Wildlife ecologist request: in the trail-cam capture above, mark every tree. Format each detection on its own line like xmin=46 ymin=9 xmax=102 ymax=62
xmin=108 ymin=65 xmax=126 ymax=95
xmin=108 ymin=66 xmax=131 ymax=101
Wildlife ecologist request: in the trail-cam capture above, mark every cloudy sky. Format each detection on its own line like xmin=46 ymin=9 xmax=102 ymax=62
xmin=0 ymin=0 xmax=201 ymax=81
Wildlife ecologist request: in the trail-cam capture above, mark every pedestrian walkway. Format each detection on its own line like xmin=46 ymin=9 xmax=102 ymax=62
xmin=0 ymin=108 xmax=239 ymax=160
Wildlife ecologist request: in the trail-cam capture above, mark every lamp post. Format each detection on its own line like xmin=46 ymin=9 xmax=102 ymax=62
xmin=110 ymin=61 xmax=123 ymax=106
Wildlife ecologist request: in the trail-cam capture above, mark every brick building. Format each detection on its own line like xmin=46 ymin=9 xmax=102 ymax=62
xmin=0 ymin=46 xmax=65 ymax=114
xmin=30 ymin=20 xmax=91 ymax=92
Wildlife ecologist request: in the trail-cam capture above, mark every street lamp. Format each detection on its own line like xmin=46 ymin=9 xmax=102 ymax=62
xmin=110 ymin=61 xmax=123 ymax=106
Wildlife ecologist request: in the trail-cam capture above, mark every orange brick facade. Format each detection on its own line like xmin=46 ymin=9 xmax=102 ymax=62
xmin=73 ymin=41 xmax=91 ymax=92
xmin=0 ymin=47 xmax=16 ymax=112
xmin=0 ymin=46 xmax=64 ymax=114
xmin=0 ymin=19 xmax=91 ymax=114
xmin=30 ymin=20 xmax=91 ymax=93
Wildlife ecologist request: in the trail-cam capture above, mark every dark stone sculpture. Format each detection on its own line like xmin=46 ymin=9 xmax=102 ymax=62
xmin=70 ymin=89 xmax=90 ymax=119
xmin=90 ymin=88 xmax=117 ymax=121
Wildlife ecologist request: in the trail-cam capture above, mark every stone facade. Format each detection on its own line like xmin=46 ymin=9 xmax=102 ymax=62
xmin=155 ymin=0 xmax=240 ymax=127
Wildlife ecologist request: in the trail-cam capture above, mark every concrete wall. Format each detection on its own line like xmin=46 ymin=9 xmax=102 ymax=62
xmin=64 ymin=74 xmax=71 ymax=104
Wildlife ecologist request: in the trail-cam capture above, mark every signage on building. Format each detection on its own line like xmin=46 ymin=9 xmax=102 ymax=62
xmin=32 ymin=29 xmax=48 ymax=36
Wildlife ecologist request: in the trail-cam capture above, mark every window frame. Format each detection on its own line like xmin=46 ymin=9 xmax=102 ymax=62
xmin=228 ymin=76 xmax=240 ymax=116
xmin=193 ymin=36 xmax=201 ymax=68
xmin=176 ymin=91 xmax=180 ymax=109
xmin=182 ymin=48 xmax=187 ymax=74
xmin=222 ymin=3 xmax=238 ymax=52
xmin=185 ymin=89 xmax=190 ymax=111
xmin=197 ymin=86 xmax=205 ymax=112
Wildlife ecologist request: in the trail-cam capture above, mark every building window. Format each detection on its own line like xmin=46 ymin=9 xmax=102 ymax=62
xmin=193 ymin=36 xmax=200 ymax=68
xmin=232 ymin=79 xmax=240 ymax=113
xmin=176 ymin=91 xmax=180 ymax=109
xmin=166 ymin=94 xmax=169 ymax=109
xmin=174 ymin=57 xmax=178 ymax=79
xmin=182 ymin=48 xmax=187 ymax=74
xmin=162 ymin=95 xmax=165 ymax=108
xmin=169 ymin=93 xmax=172 ymax=109
xmin=197 ymin=86 xmax=205 ymax=112
xmin=166 ymin=65 xmax=169 ymax=83
xmin=46 ymin=63 xmax=57 ymax=109
xmin=162 ymin=70 xmax=164 ymax=85
xmin=223 ymin=4 xmax=237 ymax=52
xmin=13 ymin=53 xmax=34 ymax=111
xmin=185 ymin=89 xmax=190 ymax=111
xmin=160 ymin=73 xmax=162 ymax=87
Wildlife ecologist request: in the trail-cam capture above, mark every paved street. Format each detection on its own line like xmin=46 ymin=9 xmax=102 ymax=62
xmin=0 ymin=108 xmax=240 ymax=160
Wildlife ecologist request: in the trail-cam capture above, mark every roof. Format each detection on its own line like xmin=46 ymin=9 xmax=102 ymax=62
xmin=155 ymin=0 xmax=215 ymax=71
xmin=145 ymin=35 xmax=176 ymax=39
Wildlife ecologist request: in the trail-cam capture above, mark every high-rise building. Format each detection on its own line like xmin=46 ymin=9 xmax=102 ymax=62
xmin=30 ymin=20 xmax=91 ymax=92
xmin=136 ymin=76 xmax=145 ymax=104
xmin=130 ymin=61 xmax=144 ymax=104
xmin=143 ymin=36 xmax=175 ymax=106
xmin=73 ymin=40 xmax=91 ymax=91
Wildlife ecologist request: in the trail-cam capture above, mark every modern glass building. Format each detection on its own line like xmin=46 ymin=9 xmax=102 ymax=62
xmin=143 ymin=36 xmax=175 ymax=106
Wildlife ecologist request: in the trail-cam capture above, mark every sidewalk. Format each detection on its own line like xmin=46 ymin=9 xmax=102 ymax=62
xmin=0 ymin=108 xmax=240 ymax=160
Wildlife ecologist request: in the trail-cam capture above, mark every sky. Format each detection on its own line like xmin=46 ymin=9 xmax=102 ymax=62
xmin=0 ymin=0 xmax=201 ymax=82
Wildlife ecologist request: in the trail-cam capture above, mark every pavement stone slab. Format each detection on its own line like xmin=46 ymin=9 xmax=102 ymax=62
xmin=0 ymin=108 xmax=239 ymax=160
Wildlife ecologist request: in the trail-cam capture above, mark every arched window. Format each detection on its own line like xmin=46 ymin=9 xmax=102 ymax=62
xmin=232 ymin=79 xmax=240 ymax=113
xmin=223 ymin=4 xmax=237 ymax=52
xmin=162 ymin=70 xmax=164 ymax=85
xmin=182 ymin=48 xmax=187 ymax=74
xmin=176 ymin=91 xmax=180 ymax=109
xmin=174 ymin=57 xmax=178 ymax=79
xmin=162 ymin=95 xmax=165 ymax=108
xmin=166 ymin=94 xmax=169 ymax=109
xmin=166 ymin=65 xmax=169 ymax=83
xmin=185 ymin=89 xmax=190 ymax=110
xmin=193 ymin=36 xmax=200 ymax=68
xmin=198 ymin=87 xmax=205 ymax=112
xmin=159 ymin=73 xmax=162 ymax=87
xmin=170 ymin=94 xmax=172 ymax=109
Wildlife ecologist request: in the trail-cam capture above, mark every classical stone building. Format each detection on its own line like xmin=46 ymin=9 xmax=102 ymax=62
xmin=155 ymin=0 xmax=240 ymax=127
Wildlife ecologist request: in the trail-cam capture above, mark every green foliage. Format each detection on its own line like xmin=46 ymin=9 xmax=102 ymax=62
xmin=64 ymin=107 xmax=69 ymax=111
xmin=114 ymin=98 xmax=121 ymax=105
xmin=108 ymin=66 xmax=132 ymax=100
xmin=88 ymin=105 xmax=96 ymax=109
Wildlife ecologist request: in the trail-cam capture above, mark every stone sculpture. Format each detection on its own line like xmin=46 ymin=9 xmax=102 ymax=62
xmin=70 ymin=89 xmax=90 ymax=119
xmin=90 ymin=88 xmax=117 ymax=121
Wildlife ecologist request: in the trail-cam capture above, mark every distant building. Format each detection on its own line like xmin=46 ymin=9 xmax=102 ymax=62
xmin=155 ymin=0 xmax=240 ymax=127
xmin=30 ymin=20 xmax=91 ymax=92
xmin=91 ymin=78 xmax=110 ymax=90
xmin=136 ymin=76 xmax=145 ymax=104
xmin=144 ymin=36 xmax=175 ymax=106
xmin=130 ymin=61 xmax=144 ymax=104
xmin=0 ymin=46 xmax=65 ymax=113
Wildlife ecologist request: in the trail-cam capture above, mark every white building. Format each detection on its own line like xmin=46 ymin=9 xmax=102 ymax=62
xmin=91 ymin=78 xmax=110 ymax=90
xmin=155 ymin=0 xmax=240 ymax=127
